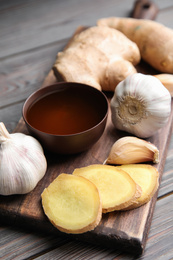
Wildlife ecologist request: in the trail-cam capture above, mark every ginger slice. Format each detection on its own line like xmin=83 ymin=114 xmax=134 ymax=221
xmin=41 ymin=173 xmax=102 ymax=234
xmin=73 ymin=164 xmax=141 ymax=213
xmin=117 ymin=164 xmax=159 ymax=209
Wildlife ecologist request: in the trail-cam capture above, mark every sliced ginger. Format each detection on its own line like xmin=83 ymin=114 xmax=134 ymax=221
xmin=73 ymin=164 xmax=141 ymax=213
xmin=117 ymin=164 xmax=159 ymax=209
xmin=41 ymin=173 xmax=102 ymax=234
xmin=41 ymin=164 xmax=159 ymax=235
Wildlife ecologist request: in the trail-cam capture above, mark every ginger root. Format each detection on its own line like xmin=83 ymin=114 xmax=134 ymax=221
xmin=53 ymin=26 xmax=140 ymax=91
xmin=41 ymin=173 xmax=102 ymax=234
xmin=98 ymin=17 xmax=173 ymax=73
xmin=73 ymin=164 xmax=142 ymax=213
xmin=154 ymin=74 xmax=173 ymax=97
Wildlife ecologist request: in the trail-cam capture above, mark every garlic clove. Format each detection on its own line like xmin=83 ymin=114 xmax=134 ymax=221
xmin=106 ymin=136 xmax=159 ymax=165
xmin=154 ymin=74 xmax=173 ymax=97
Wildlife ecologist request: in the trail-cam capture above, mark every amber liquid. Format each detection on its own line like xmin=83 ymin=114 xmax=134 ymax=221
xmin=26 ymin=88 xmax=104 ymax=135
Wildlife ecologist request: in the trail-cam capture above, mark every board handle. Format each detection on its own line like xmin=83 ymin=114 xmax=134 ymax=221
xmin=131 ymin=0 xmax=158 ymax=20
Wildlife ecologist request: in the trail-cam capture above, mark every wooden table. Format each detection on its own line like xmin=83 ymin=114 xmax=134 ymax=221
xmin=0 ymin=0 xmax=173 ymax=259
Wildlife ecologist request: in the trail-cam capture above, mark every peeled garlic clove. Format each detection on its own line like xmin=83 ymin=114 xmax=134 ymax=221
xmin=154 ymin=74 xmax=173 ymax=97
xmin=106 ymin=136 xmax=159 ymax=165
xmin=111 ymin=73 xmax=171 ymax=138
xmin=0 ymin=122 xmax=47 ymax=195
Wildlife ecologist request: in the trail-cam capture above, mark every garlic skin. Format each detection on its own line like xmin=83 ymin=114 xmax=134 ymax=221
xmin=111 ymin=73 xmax=171 ymax=138
xmin=0 ymin=123 xmax=47 ymax=195
xmin=106 ymin=136 xmax=159 ymax=165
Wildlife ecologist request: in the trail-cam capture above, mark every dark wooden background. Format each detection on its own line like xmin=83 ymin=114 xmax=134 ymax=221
xmin=0 ymin=0 xmax=173 ymax=259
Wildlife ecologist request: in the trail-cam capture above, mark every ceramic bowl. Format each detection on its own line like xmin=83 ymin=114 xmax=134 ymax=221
xmin=23 ymin=82 xmax=108 ymax=154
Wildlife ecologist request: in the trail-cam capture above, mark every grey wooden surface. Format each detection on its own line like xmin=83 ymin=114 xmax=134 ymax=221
xmin=0 ymin=0 xmax=173 ymax=259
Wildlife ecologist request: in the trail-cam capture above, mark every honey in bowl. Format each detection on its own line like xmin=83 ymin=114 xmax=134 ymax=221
xmin=26 ymin=85 xmax=107 ymax=135
xmin=23 ymin=82 xmax=108 ymax=154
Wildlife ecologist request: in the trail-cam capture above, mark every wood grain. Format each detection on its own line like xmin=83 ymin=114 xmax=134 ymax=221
xmin=1 ymin=194 xmax=172 ymax=260
xmin=0 ymin=61 xmax=173 ymax=255
xmin=0 ymin=0 xmax=135 ymax=58
xmin=0 ymin=0 xmax=173 ymax=258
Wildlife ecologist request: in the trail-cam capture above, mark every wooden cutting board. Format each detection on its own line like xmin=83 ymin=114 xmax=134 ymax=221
xmin=0 ymin=26 xmax=173 ymax=256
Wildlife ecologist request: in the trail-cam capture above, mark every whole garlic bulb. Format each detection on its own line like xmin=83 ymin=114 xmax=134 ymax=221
xmin=0 ymin=122 xmax=47 ymax=195
xmin=111 ymin=73 xmax=171 ymax=138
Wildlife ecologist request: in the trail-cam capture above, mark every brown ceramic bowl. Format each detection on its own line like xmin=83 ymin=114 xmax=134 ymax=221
xmin=23 ymin=82 xmax=108 ymax=154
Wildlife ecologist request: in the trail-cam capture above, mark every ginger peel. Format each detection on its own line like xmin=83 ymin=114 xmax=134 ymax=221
xmin=53 ymin=26 xmax=140 ymax=91
xmin=98 ymin=17 xmax=173 ymax=73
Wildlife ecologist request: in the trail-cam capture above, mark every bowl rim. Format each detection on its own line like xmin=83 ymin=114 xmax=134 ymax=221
xmin=22 ymin=82 xmax=109 ymax=137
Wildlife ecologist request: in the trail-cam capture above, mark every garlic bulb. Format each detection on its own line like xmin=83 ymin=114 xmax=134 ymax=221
xmin=111 ymin=73 xmax=171 ymax=138
xmin=106 ymin=136 xmax=159 ymax=165
xmin=0 ymin=122 xmax=47 ymax=195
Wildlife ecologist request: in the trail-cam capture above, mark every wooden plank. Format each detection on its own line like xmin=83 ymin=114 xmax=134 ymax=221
xmin=1 ymin=0 xmax=173 ymax=110
xmin=158 ymin=132 xmax=173 ymax=197
xmin=0 ymin=0 xmax=173 ymax=256
xmin=157 ymin=5 xmax=173 ymax=28
xmin=0 ymin=225 xmax=72 ymax=260
xmin=0 ymin=40 xmax=66 ymax=108
xmin=1 ymin=0 xmax=173 ymax=58
xmin=141 ymin=194 xmax=173 ymax=260
xmin=0 ymin=0 xmax=135 ymax=58
xmin=0 ymin=60 xmax=173 ymax=255
xmin=0 ymin=194 xmax=172 ymax=260
xmin=0 ymin=102 xmax=23 ymax=132
xmin=33 ymin=194 xmax=173 ymax=260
